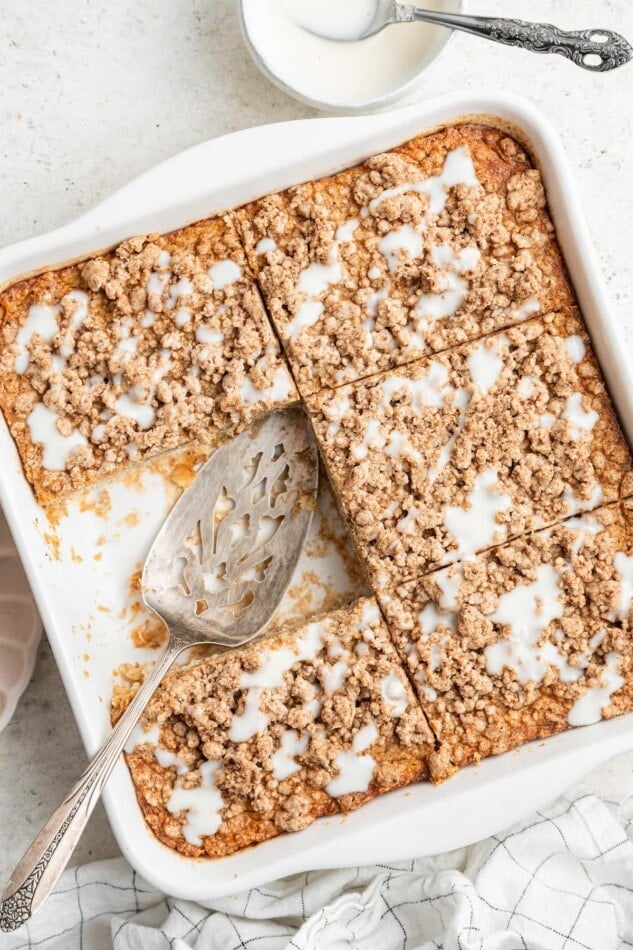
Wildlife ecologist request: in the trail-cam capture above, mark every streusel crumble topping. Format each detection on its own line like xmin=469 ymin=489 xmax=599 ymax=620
xmin=0 ymin=217 xmax=296 ymax=502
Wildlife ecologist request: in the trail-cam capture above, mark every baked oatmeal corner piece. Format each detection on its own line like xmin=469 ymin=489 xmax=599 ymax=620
xmin=122 ymin=597 xmax=435 ymax=858
xmin=0 ymin=216 xmax=297 ymax=504
xmin=380 ymin=504 xmax=633 ymax=783
xmin=236 ymin=124 xmax=571 ymax=397
xmin=308 ymin=312 xmax=632 ymax=591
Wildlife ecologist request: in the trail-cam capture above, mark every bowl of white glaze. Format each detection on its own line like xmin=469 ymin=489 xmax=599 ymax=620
xmin=238 ymin=0 xmax=464 ymax=114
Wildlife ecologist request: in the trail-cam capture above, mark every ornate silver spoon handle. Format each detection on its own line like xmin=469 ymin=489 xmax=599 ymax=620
xmin=404 ymin=9 xmax=633 ymax=72
xmin=0 ymin=643 xmax=184 ymax=934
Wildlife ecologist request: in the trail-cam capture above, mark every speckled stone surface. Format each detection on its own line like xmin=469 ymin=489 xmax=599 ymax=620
xmin=1 ymin=0 xmax=633 ymax=883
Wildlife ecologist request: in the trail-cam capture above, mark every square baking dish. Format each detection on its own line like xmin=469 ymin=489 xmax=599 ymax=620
xmin=2 ymin=91 xmax=633 ymax=900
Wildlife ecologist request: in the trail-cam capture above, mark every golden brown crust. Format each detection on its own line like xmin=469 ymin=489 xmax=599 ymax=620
xmin=117 ymin=598 xmax=434 ymax=857
xmin=236 ymin=124 xmax=575 ymax=396
xmin=308 ymin=311 xmax=632 ymax=590
xmin=380 ymin=504 xmax=633 ymax=783
xmin=0 ymin=217 xmax=296 ymax=504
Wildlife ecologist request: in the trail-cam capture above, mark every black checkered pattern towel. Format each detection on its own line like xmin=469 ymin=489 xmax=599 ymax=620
xmin=6 ymin=793 xmax=633 ymax=949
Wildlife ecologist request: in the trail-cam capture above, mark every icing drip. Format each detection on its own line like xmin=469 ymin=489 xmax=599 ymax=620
xmin=271 ymin=729 xmax=309 ymax=780
xmin=229 ymin=621 xmax=324 ymax=742
xmin=14 ymin=305 xmax=60 ymax=374
xmin=483 ymin=564 xmax=583 ymax=685
xmin=26 ymin=403 xmax=87 ymax=471
xmin=166 ymin=760 xmax=224 ymax=845
xmin=443 ymin=469 xmax=511 ymax=560
xmin=567 ymin=654 xmax=624 ymax=726
xmin=380 ymin=672 xmax=408 ymax=716
xmin=326 ymin=721 xmax=379 ymax=797
xmin=563 ymin=393 xmax=599 ymax=441
xmin=208 ymin=259 xmax=242 ymax=289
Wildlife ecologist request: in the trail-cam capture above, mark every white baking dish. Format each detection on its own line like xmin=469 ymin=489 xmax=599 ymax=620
xmin=2 ymin=91 xmax=633 ymax=900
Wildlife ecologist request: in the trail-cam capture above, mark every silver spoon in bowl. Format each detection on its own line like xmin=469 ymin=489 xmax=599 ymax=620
xmin=305 ymin=2 xmax=632 ymax=72
xmin=0 ymin=407 xmax=318 ymax=933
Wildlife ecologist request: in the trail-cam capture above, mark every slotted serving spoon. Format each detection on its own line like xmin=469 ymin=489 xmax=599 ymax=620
xmin=307 ymin=2 xmax=633 ymax=73
xmin=0 ymin=407 xmax=318 ymax=933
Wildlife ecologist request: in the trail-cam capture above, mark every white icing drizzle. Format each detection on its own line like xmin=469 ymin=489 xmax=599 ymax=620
xmin=564 ymin=514 xmax=604 ymax=556
xmin=435 ymin=565 xmax=463 ymax=612
xmin=326 ymin=721 xmax=379 ymax=797
xmin=256 ymin=237 xmax=277 ymax=254
xmin=126 ymin=721 xmax=191 ymax=776
xmin=271 ymin=729 xmax=308 ymax=780
xmin=166 ymin=760 xmax=224 ymax=846
xmin=396 ymin=506 xmax=419 ymax=536
xmin=380 ymin=672 xmax=408 ymax=716
xmin=351 ymin=418 xmax=385 ymax=461
xmin=517 ymin=376 xmax=536 ymax=399
xmin=323 ymin=392 xmax=351 ymax=439
xmin=567 ymin=654 xmax=624 ymax=726
xmin=614 ymin=552 xmax=633 ymax=620
xmin=58 ymin=291 xmax=89 ymax=359
xmin=229 ymin=621 xmax=324 ymax=743
xmin=166 ymin=278 xmax=193 ymax=310
xmin=467 ymin=336 xmax=506 ymax=395
xmin=14 ymin=305 xmax=60 ymax=374
xmin=379 ymin=362 xmax=452 ymax=411
xmin=26 ymin=403 xmax=87 ymax=471
xmin=286 ymin=218 xmax=357 ymax=342
xmin=483 ymin=564 xmax=580 ymax=685
xmin=114 ymin=350 xmax=172 ymax=431
xmin=367 ymin=147 xmax=479 ymax=217
xmin=195 ymin=324 xmax=224 ymax=345
xmin=443 ymin=469 xmax=510 ymax=560
xmin=208 ymin=259 xmax=242 ymax=289
xmin=563 ymin=393 xmax=599 ymax=441
xmin=413 ymin=245 xmax=480 ymax=335
xmin=147 ymin=271 xmax=170 ymax=298
xmin=323 ymin=659 xmax=348 ymax=693
xmin=565 ymin=335 xmax=586 ymax=364
xmin=238 ymin=363 xmax=294 ymax=406
xmin=563 ymin=483 xmax=603 ymax=516
xmin=418 ymin=601 xmax=456 ymax=638
xmin=379 ymin=225 xmax=423 ymax=274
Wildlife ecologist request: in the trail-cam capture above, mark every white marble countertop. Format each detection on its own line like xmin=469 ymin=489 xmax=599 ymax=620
xmin=2 ymin=0 xmax=633 ymax=884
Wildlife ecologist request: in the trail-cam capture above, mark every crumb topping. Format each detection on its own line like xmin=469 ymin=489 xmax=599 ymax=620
xmin=381 ymin=505 xmax=633 ymax=780
xmin=237 ymin=126 xmax=570 ymax=395
xmin=309 ymin=313 xmax=631 ymax=588
xmin=120 ymin=598 xmax=432 ymax=855
xmin=0 ymin=219 xmax=296 ymax=500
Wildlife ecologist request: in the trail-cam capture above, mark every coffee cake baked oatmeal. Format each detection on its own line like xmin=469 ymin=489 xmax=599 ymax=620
xmin=308 ymin=311 xmax=632 ymax=590
xmin=236 ymin=124 xmax=573 ymax=396
xmin=380 ymin=504 xmax=633 ymax=782
xmin=119 ymin=598 xmax=433 ymax=857
xmin=0 ymin=217 xmax=296 ymax=503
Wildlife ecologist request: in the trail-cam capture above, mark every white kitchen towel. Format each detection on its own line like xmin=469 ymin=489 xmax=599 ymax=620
xmin=5 ymin=792 xmax=633 ymax=949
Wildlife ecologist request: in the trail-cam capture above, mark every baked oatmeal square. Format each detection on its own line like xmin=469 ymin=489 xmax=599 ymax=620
xmin=120 ymin=597 xmax=434 ymax=857
xmin=236 ymin=124 xmax=574 ymax=396
xmin=0 ymin=217 xmax=296 ymax=504
xmin=380 ymin=504 xmax=633 ymax=783
xmin=309 ymin=311 xmax=632 ymax=590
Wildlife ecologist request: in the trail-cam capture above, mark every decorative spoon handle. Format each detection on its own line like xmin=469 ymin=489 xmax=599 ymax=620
xmin=404 ymin=9 xmax=633 ymax=72
xmin=0 ymin=642 xmax=183 ymax=933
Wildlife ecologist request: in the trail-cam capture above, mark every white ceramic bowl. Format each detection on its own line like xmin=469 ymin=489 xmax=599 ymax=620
xmin=238 ymin=0 xmax=464 ymax=114
xmin=0 ymin=510 xmax=42 ymax=734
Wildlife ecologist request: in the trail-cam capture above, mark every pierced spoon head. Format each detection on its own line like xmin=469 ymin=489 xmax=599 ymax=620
xmin=143 ymin=406 xmax=319 ymax=649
